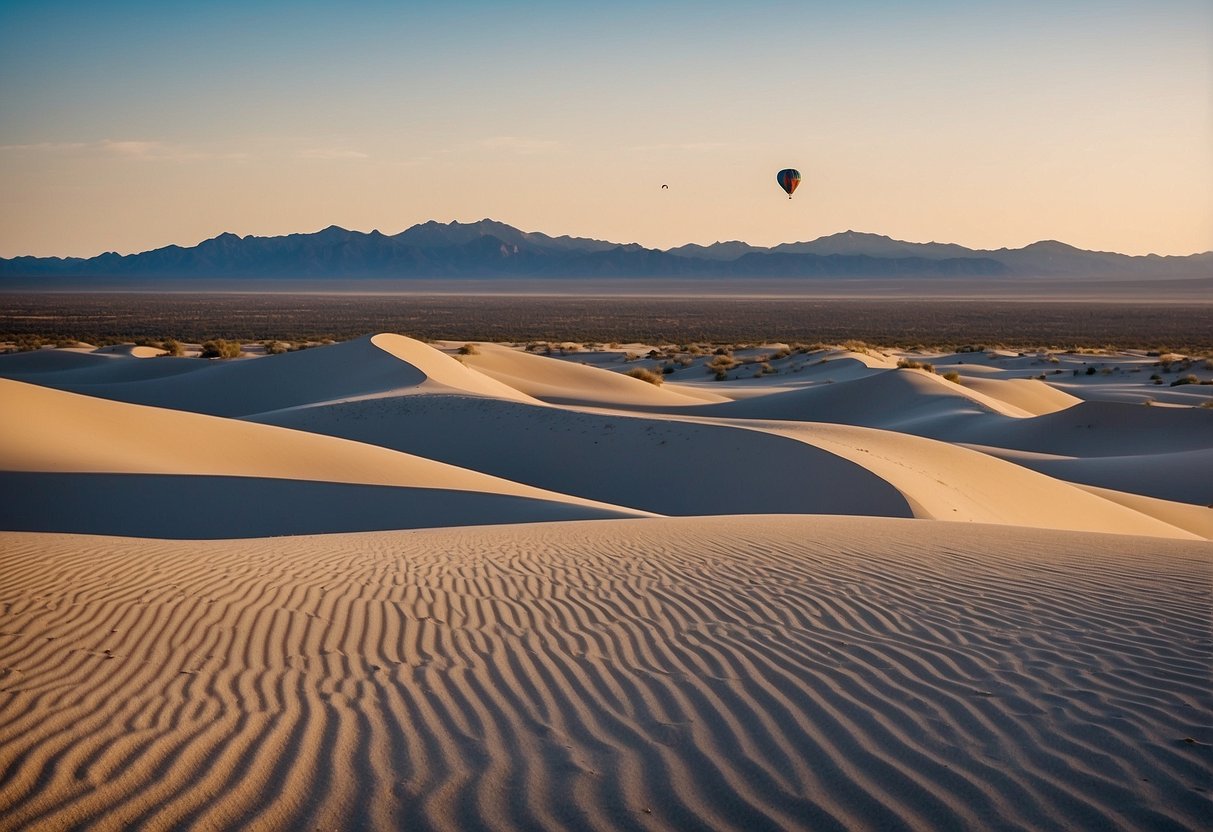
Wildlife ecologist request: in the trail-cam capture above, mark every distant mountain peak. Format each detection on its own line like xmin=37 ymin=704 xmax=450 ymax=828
xmin=1021 ymin=240 xmax=1082 ymax=253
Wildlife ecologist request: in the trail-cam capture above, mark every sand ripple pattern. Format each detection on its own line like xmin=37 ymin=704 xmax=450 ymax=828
xmin=0 ymin=517 xmax=1209 ymax=831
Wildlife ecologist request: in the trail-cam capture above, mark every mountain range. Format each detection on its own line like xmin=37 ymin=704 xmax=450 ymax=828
xmin=2 ymin=220 xmax=1209 ymax=281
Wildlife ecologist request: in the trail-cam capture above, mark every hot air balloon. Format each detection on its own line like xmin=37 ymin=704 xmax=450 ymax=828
xmin=776 ymin=168 xmax=801 ymax=199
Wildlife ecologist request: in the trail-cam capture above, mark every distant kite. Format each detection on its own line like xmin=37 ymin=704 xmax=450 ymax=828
xmin=661 ymin=184 xmax=668 ymax=189
xmin=776 ymin=168 xmax=801 ymax=199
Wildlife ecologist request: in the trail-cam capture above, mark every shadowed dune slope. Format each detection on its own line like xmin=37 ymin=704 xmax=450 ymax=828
xmin=253 ymin=394 xmax=913 ymax=518
xmin=940 ymin=399 xmax=1213 ymax=456
xmin=0 ymin=352 xmax=212 ymax=385
xmin=0 ymin=517 xmax=1208 ymax=831
xmin=0 ymin=473 xmax=641 ymax=538
xmin=0 ymin=349 xmax=122 ymax=374
xmin=975 ymin=445 xmax=1213 ymax=506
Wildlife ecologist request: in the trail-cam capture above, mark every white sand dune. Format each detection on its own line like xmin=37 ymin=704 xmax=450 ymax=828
xmin=974 ymin=445 xmax=1213 ymax=506
xmin=0 ymin=334 xmax=534 ymax=417
xmin=956 ymin=376 xmax=1082 ymax=415
xmin=1074 ymin=483 xmax=1213 ymax=538
xmin=0 ymin=379 xmax=650 ymax=534
xmin=945 ymin=399 xmax=1213 ymax=457
xmin=92 ymin=344 xmax=166 ymax=358
xmin=685 ymin=368 xmax=1030 ymax=428
xmin=0 ymin=517 xmax=1208 ymax=831
xmin=689 ymin=417 xmax=1202 ymax=538
xmin=457 ymin=342 xmax=729 ymax=406
xmin=255 ymin=394 xmax=913 ymax=518
xmin=5 ymin=337 xmax=1208 ymax=535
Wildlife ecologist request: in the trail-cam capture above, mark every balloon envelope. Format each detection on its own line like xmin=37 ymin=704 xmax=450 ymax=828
xmin=776 ymin=168 xmax=801 ymax=197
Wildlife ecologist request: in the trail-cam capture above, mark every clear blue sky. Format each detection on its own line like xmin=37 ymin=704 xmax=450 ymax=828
xmin=1 ymin=0 xmax=1210 ymax=256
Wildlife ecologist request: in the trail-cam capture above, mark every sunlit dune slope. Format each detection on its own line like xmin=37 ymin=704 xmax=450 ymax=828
xmin=457 ymin=342 xmax=729 ymax=406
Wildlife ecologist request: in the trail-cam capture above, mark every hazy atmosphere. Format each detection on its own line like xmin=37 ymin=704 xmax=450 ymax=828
xmin=2 ymin=0 xmax=1211 ymax=258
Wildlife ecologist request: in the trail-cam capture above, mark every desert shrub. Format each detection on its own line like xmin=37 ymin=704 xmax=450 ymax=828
xmin=897 ymin=358 xmax=935 ymax=373
xmin=943 ymin=371 xmax=961 ymax=383
xmin=200 ymin=339 xmax=242 ymax=359
xmin=1201 ymin=401 xmax=1213 ymax=408
xmin=1085 ymin=366 xmax=1097 ymax=375
xmin=713 ymin=346 xmax=732 ymax=356
xmin=1205 ymin=359 xmax=1213 ymax=371
xmin=760 ymin=362 xmax=776 ymax=374
xmin=1170 ymin=374 xmax=1198 ymax=387
xmin=623 ymin=352 xmax=641 ymax=362
xmin=662 ymin=365 xmax=675 ymax=374
xmin=13 ymin=336 xmax=44 ymax=352
xmin=161 ymin=339 xmax=185 ymax=357
xmin=458 ymin=343 xmax=480 ymax=355
xmin=626 ymin=367 xmax=663 ymax=386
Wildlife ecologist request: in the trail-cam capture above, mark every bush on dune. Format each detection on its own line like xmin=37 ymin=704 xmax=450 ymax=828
xmin=897 ymin=358 xmax=935 ymax=373
xmin=625 ymin=367 xmax=664 ymax=386
xmin=199 ymin=339 xmax=242 ymax=359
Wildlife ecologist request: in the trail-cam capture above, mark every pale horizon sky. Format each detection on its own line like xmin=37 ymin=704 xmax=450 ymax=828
xmin=1 ymin=0 xmax=1211 ymax=258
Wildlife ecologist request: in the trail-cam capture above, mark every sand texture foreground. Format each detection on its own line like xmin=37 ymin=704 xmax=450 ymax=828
xmin=1 ymin=517 xmax=1210 ymax=831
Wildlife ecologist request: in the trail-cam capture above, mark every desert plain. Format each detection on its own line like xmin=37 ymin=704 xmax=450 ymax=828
xmin=0 ymin=333 xmax=1210 ymax=830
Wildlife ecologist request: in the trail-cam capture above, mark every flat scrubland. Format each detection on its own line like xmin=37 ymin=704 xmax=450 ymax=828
xmin=1 ymin=332 xmax=1210 ymax=830
xmin=2 ymin=291 xmax=1212 ymax=351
